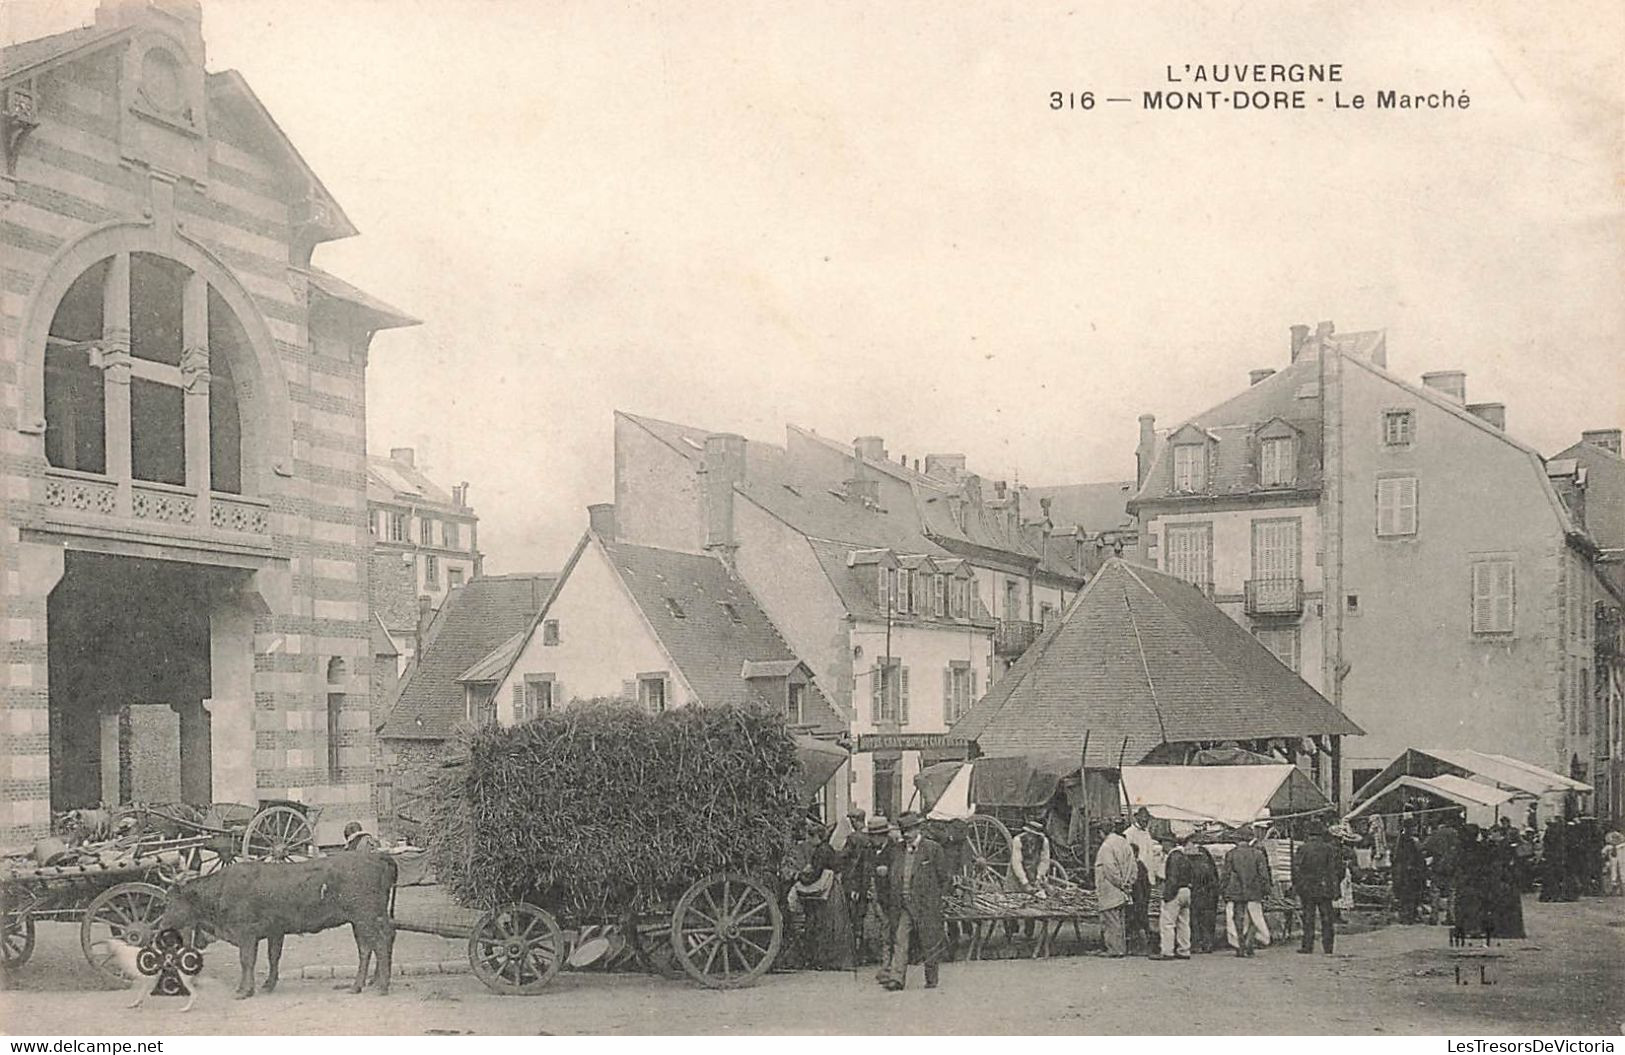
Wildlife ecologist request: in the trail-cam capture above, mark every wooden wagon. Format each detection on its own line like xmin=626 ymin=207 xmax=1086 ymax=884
xmin=1 ymin=801 xmax=321 ymax=981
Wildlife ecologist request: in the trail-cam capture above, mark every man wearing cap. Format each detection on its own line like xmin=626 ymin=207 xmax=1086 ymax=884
xmin=1221 ymin=827 xmax=1272 ymax=956
xmin=1152 ymin=832 xmax=1195 ymax=960
xmin=1126 ymin=807 xmax=1165 ymax=886
xmin=876 ymin=812 xmax=951 ymax=990
xmin=1004 ymin=818 xmax=1052 ymax=942
xmin=1093 ymin=819 xmax=1136 ymax=957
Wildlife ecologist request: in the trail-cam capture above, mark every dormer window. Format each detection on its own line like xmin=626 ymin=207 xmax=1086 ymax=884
xmin=1259 ymin=437 xmax=1295 ymax=488
xmin=1172 ymin=444 xmax=1206 ymax=492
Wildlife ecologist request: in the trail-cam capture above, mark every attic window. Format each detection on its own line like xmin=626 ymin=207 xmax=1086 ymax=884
xmin=1172 ymin=444 xmax=1206 ymax=492
xmin=719 ymin=601 xmax=743 ymax=624
xmin=664 ymin=597 xmax=687 ymax=619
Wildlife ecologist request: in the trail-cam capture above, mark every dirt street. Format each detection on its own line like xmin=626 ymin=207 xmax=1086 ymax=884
xmin=3 ymin=896 xmax=1621 ymax=1035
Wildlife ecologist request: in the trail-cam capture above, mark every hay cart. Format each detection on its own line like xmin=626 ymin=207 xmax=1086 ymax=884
xmin=0 ymin=801 xmax=320 ymax=980
xmin=401 ymin=732 xmax=848 ymax=995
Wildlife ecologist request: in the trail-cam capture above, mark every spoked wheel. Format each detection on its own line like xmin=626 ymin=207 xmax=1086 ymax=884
xmin=670 ymin=872 xmax=783 ymax=989
xmin=2 ymin=910 xmax=35 ymax=970
xmin=468 ymin=902 xmax=564 ymax=995
xmin=241 ymin=806 xmax=316 ymax=862
xmin=964 ymin=814 xmax=1013 ymax=887
xmin=81 ymin=882 xmax=169 ymax=982
xmin=622 ymin=910 xmax=683 ymax=979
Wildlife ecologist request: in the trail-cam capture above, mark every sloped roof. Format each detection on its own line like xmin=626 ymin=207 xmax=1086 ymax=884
xmin=1121 ymin=764 xmax=1332 ymax=825
xmin=378 ymin=574 xmax=556 ymax=740
xmin=1552 ymin=438 xmax=1625 ymax=551
xmin=457 ymin=630 xmax=526 ymax=684
xmin=1348 ymin=747 xmax=1591 ymax=805
xmin=367 ymin=454 xmax=459 ymax=509
xmin=308 ymin=268 xmax=419 ymax=330
xmin=952 ymin=559 xmax=1361 ymax=763
xmin=596 ymin=538 xmax=842 ymax=732
xmin=1 ymin=24 xmax=128 ymax=82
xmin=1345 ymin=774 xmax=1520 ymax=820
xmin=1131 ymin=351 xmax=1330 ymax=508
xmin=807 ymin=537 xmax=992 ymax=625
xmin=1024 ymin=481 xmax=1136 ymax=535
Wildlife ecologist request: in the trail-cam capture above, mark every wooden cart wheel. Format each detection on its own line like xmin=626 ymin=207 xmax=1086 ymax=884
xmin=2 ymin=910 xmax=35 ymax=969
xmin=622 ymin=910 xmax=684 ymax=979
xmin=241 ymin=805 xmax=316 ymax=862
xmin=468 ymin=902 xmax=564 ymax=995
xmin=964 ymin=814 xmax=1013 ymax=886
xmin=81 ymin=882 xmax=169 ymax=982
xmin=670 ymin=872 xmax=783 ymax=989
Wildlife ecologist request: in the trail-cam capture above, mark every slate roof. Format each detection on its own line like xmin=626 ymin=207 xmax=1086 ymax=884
xmin=952 ymin=559 xmax=1361 ymax=764
xmin=367 ymin=454 xmax=460 ymax=510
xmin=594 ymin=538 xmax=844 ymax=732
xmin=308 ymin=267 xmax=419 ymax=330
xmin=1023 ymin=481 xmax=1136 ymax=536
xmin=807 ymin=538 xmax=992 ymax=626
xmin=378 ymin=574 xmax=556 ymax=740
xmin=1 ymin=24 xmax=127 ymax=82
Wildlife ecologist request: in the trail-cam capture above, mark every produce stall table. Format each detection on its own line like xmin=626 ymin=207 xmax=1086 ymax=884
xmin=946 ymin=883 xmax=1097 ymax=959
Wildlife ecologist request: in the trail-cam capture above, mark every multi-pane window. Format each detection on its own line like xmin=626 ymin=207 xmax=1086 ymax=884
xmin=934 ymin=575 xmax=947 ymax=617
xmin=1383 ymin=410 xmax=1415 ymax=447
xmin=1252 ymin=519 xmax=1300 ymax=581
xmin=899 ymin=570 xmax=913 ymax=614
xmin=638 ymin=675 xmax=668 ymax=714
xmin=542 ymin=619 xmax=560 ymax=646
xmin=1259 ymin=437 xmax=1295 ymax=488
xmin=520 ymin=677 xmax=553 ymax=723
xmin=444 ymin=521 xmax=460 ymax=549
xmin=1003 ymin=580 xmax=1021 ymax=621
xmin=787 ymin=681 xmax=806 ymax=725
xmin=424 ymin=554 xmax=438 ymax=588
xmin=1376 ymin=477 xmax=1418 ymax=537
xmin=420 ymin=518 xmax=434 ymax=545
xmin=887 ymin=568 xmax=899 ymax=612
xmin=448 ymin=567 xmax=465 ymax=589
xmin=1471 ymin=560 xmax=1515 ymax=635
xmin=387 ymin=511 xmax=407 ymax=542
xmin=872 ymin=660 xmax=909 ymax=723
xmin=1164 ymin=523 xmax=1212 ymax=591
xmin=1254 ymin=627 xmax=1299 ymax=672
xmin=944 ymin=664 xmax=977 ymax=724
xmin=1172 ymin=444 xmax=1206 ymax=492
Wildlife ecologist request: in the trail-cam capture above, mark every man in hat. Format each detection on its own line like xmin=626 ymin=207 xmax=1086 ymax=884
xmin=1093 ymin=818 xmax=1136 ymax=957
xmin=343 ymin=821 xmax=380 ymax=853
xmin=876 ymin=812 xmax=951 ymax=990
xmin=1292 ymin=823 xmax=1345 ymax=954
xmin=1125 ymin=807 xmax=1161 ymax=883
xmin=1004 ymin=817 xmax=1052 ymax=941
xmin=1221 ymin=827 xmax=1272 ymax=955
xmin=1152 ymin=833 xmax=1195 ymax=960
xmin=841 ymin=813 xmax=890 ymax=963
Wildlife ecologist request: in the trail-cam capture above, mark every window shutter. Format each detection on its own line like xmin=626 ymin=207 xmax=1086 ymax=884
xmin=1471 ymin=562 xmax=1492 ymax=633
xmin=1398 ymin=478 xmax=1418 ymax=534
xmin=943 ymin=667 xmax=953 ymax=722
xmin=871 ymin=665 xmax=882 ymax=722
xmin=900 ymin=666 xmax=910 ymax=725
xmin=511 ymin=682 xmax=524 ymax=721
xmin=970 ymin=668 xmax=977 ymax=704
xmin=1494 ymin=562 xmax=1514 ymax=633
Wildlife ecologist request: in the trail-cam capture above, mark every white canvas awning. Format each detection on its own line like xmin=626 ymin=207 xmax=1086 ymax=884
xmin=1350 ymin=747 xmax=1592 ymax=807
xmin=1345 ymin=774 xmax=1520 ymax=819
xmin=1120 ymin=764 xmax=1332 ymax=827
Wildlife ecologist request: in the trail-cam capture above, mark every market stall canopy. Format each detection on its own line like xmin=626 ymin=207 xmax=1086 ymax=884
xmin=1349 ymin=748 xmax=1592 ymax=808
xmin=1120 ymin=764 xmax=1331 ymax=826
xmin=1345 ymin=774 xmax=1520 ymax=821
xmin=951 ymin=560 xmax=1361 ymax=767
xmin=914 ymin=752 xmax=1083 ymax=817
xmin=795 ymin=736 xmax=849 ymax=803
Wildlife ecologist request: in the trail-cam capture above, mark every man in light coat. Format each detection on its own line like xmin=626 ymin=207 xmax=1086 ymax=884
xmin=1093 ymin=819 xmax=1136 ymax=957
xmin=1126 ymin=807 xmax=1165 ymax=884
xmin=1220 ymin=827 xmax=1273 ymax=956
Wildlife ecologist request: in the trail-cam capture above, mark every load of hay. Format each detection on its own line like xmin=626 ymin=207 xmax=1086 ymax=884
xmin=426 ymin=703 xmax=805 ymax=919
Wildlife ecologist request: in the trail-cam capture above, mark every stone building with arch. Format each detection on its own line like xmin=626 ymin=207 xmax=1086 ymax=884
xmin=0 ymin=0 xmax=416 ymax=846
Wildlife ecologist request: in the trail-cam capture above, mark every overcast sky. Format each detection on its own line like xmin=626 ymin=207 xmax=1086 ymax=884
xmin=7 ymin=1 xmax=1622 ymax=573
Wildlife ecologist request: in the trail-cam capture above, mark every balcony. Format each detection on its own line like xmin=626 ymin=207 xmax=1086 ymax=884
xmin=1245 ymin=577 xmax=1303 ymax=616
xmin=994 ymin=618 xmax=1040 ymax=656
xmin=42 ymin=468 xmax=274 ymax=556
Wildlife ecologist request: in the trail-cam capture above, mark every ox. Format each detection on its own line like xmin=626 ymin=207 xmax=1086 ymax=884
xmin=158 ymin=852 xmax=396 ymax=998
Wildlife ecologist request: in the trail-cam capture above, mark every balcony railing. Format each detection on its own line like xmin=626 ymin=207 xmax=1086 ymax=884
xmin=43 ymin=467 xmax=273 ymax=543
xmin=1245 ymin=577 xmax=1303 ymax=616
xmin=994 ymin=618 xmax=1040 ymax=656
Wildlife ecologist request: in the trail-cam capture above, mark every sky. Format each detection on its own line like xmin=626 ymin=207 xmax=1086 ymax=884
xmin=6 ymin=1 xmax=1622 ymax=574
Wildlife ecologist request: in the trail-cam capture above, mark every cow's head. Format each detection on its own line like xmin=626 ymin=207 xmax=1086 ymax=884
xmin=155 ymin=870 xmax=223 ymax=933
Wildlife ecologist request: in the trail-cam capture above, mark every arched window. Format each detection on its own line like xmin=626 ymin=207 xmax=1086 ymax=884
xmin=44 ymin=252 xmax=247 ymax=494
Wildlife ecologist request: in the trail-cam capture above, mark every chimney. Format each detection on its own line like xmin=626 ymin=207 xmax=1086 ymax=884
xmin=389 ymin=447 xmax=415 ymax=468
xmin=1289 ymin=325 xmax=1311 ymax=362
xmin=588 ymin=502 xmax=617 ymax=540
xmin=1581 ymin=428 xmax=1622 ymax=455
xmin=1421 ymin=370 xmax=1467 ymax=405
xmin=854 ymin=436 xmax=886 ymax=462
xmin=701 ymin=433 xmax=746 ymax=553
xmin=1249 ymin=368 xmax=1277 ymax=386
xmin=1038 ymin=496 xmax=1053 ymax=528
xmin=1136 ymin=414 xmax=1156 ymax=489
xmin=924 ymin=453 xmax=966 ymax=479
xmin=1466 ymin=403 xmax=1506 ymax=430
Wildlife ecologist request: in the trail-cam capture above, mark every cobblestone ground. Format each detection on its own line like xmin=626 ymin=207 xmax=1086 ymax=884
xmin=2 ymin=893 xmax=1621 ymax=1035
